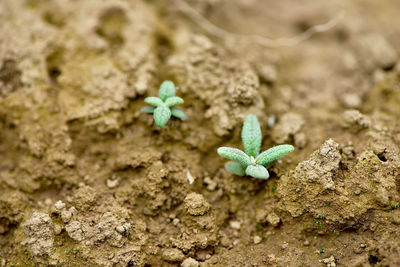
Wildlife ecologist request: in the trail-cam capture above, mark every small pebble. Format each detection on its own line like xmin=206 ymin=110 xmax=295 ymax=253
xmin=116 ymin=223 xmax=131 ymax=234
xmin=116 ymin=225 xmax=125 ymax=234
xmin=319 ymin=256 xmax=336 ymax=267
xmin=266 ymin=212 xmax=280 ymax=227
xmin=181 ymin=257 xmax=199 ymax=267
xmin=54 ymin=200 xmax=66 ymax=210
xmin=229 ymin=221 xmax=241 ymax=230
xmin=220 ymin=236 xmax=231 ymax=247
xmin=258 ymin=64 xmax=277 ymax=83
xmin=267 ymin=115 xmax=276 ymax=128
xmin=253 ymin=235 xmax=262 ymax=244
xmin=195 ymin=250 xmax=209 ymax=261
xmin=53 ymin=223 xmax=63 ymax=235
xmin=107 ymin=179 xmax=119 ymax=189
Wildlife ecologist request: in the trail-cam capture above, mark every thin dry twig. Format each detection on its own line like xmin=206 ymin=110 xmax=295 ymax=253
xmin=175 ymin=0 xmax=345 ymax=47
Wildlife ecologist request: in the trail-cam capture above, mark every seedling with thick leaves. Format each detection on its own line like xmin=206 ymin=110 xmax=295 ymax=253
xmin=141 ymin=80 xmax=187 ymax=127
xmin=217 ymin=114 xmax=294 ymax=179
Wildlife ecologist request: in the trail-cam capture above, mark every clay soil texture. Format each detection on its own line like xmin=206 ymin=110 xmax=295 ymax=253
xmin=1 ymin=0 xmax=400 ymax=266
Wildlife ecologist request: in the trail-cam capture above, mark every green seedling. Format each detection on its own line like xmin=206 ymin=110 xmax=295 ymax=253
xmin=141 ymin=80 xmax=187 ymax=127
xmin=217 ymin=114 xmax=294 ymax=179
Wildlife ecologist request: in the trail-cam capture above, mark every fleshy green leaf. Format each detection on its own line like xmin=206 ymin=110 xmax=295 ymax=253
xmin=256 ymin=144 xmax=294 ymax=166
xmin=263 ymin=161 xmax=275 ymax=169
xmin=144 ymin=97 xmax=163 ymax=107
xmin=153 ymin=106 xmax=171 ymax=127
xmin=171 ymin=108 xmax=187 ymax=120
xmin=241 ymin=114 xmax=262 ymax=158
xmin=245 ymin=165 xmax=270 ymax=179
xmin=165 ymin=96 xmax=184 ymax=107
xmin=141 ymin=106 xmax=155 ymax=114
xmin=217 ymin=147 xmax=251 ymax=167
xmin=158 ymin=80 xmax=176 ymax=101
xmin=225 ymin=161 xmax=245 ymax=176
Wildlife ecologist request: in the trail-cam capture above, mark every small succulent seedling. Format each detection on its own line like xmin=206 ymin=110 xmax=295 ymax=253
xmin=217 ymin=114 xmax=294 ymax=179
xmin=141 ymin=80 xmax=187 ymax=127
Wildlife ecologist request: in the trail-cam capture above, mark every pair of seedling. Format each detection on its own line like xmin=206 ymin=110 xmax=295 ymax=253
xmin=142 ymin=81 xmax=294 ymax=179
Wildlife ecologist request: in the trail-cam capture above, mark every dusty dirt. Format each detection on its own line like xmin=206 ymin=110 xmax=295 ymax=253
xmin=1 ymin=0 xmax=400 ymax=266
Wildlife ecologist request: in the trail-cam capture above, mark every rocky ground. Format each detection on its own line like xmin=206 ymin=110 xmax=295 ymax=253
xmin=1 ymin=0 xmax=400 ymax=266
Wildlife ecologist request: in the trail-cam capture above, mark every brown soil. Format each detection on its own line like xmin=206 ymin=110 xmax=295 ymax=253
xmin=1 ymin=0 xmax=400 ymax=266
